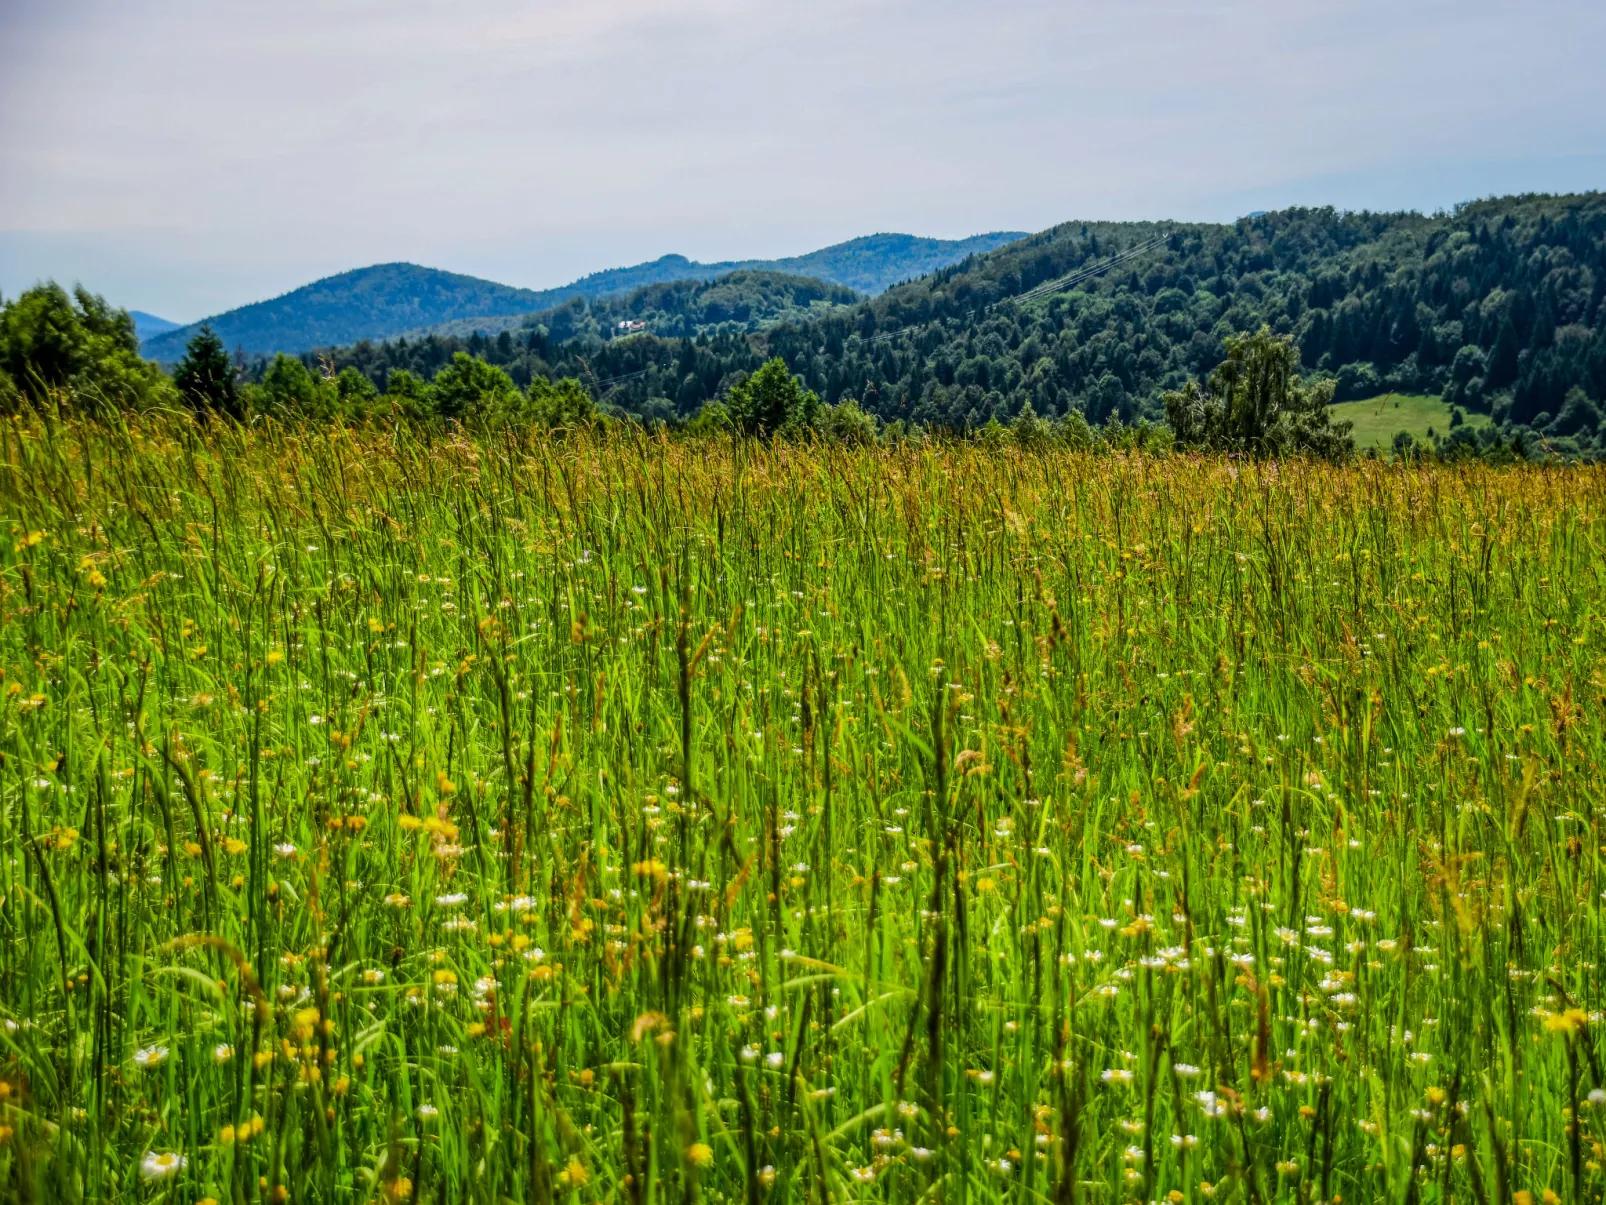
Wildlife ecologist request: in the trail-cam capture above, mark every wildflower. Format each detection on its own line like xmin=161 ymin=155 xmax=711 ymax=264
xmin=434 ymin=892 xmax=467 ymax=907
xmin=133 ymin=1045 xmax=168 ymax=1069
xmin=140 ymin=1151 xmax=186 ymax=1180
xmin=1102 ymin=1068 xmax=1134 ymax=1084
xmin=1545 ymin=1009 xmax=1588 ymax=1036
xmin=417 ymin=1104 xmax=439 ymax=1120
xmin=1173 ymin=1062 xmax=1201 ymax=1078
xmin=687 ymin=1142 xmax=714 ymax=1168
xmin=213 ymin=1043 xmax=234 ymax=1064
xmin=765 ymin=1051 xmax=785 ymax=1069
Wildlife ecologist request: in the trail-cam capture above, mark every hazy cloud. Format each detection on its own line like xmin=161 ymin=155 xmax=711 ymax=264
xmin=2 ymin=0 xmax=1602 ymax=319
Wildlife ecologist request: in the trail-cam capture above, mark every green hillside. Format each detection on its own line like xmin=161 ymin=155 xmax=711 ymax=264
xmin=1330 ymin=393 xmax=1491 ymax=451
xmin=415 ymin=271 xmax=859 ymax=343
xmin=314 ymin=192 xmax=1606 ymax=453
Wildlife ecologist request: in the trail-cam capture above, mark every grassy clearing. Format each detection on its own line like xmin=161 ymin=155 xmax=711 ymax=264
xmin=0 ymin=416 xmax=1602 ymax=1204
xmin=1328 ymin=394 xmax=1491 ymax=451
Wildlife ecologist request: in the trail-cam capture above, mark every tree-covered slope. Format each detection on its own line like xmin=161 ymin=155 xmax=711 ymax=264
xmin=307 ymin=193 xmax=1606 ymax=445
xmin=413 ymin=271 xmax=860 ymax=343
xmin=144 ymin=232 xmax=1026 ymax=360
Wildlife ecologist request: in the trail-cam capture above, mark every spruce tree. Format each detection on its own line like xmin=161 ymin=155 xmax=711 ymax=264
xmin=174 ymin=325 xmax=241 ymax=418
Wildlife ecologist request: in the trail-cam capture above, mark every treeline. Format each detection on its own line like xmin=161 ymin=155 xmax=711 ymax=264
xmin=0 ymin=281 xmax=1562 ymax=464
xmin=298 ymin=193 xmax=1606 ymax=457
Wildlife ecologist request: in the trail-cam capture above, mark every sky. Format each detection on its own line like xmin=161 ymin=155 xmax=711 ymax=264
xmin=1 ymin=0 xmax=1603 ymax=323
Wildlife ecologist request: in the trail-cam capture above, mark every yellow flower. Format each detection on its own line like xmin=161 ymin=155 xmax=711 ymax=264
xmin=687 ymin=1142 xmax=714 ymax=1168
xmin=563 ymin=1159 xmax=589 ymax=1187
xmin=224 ymin=838 xmax=249 ymax=855
xmin=1545 ymin=1009 xmax=1588 ymax=1036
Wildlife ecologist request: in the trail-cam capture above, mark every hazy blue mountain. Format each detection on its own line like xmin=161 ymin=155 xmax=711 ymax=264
xmin=140 ymin=264 xmax=564 ymax=362
xmin=756 ymin=232 xmax=1027 ymax=294
xmin=130 ymin=311 xmax=180 ymax=341
xmin=140 ymin=231 xmax=1027 ymax=360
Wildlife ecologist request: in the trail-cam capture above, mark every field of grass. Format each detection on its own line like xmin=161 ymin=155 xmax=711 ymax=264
xmin=0 ymin=417 xmax=1603 ymax=1205
xmin=1329 ymin=394 xmax=1492 ymax=451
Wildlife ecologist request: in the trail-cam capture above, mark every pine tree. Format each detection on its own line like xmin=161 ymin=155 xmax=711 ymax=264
xmin=174 ymin=325 xmax=241 ymax=418
xmin=1487 ymin=317 xmax=1519 ymax=389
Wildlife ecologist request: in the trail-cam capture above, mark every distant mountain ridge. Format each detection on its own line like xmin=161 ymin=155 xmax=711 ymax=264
xmin=140 ymin=231 xmax=1027 ymax=360
xmin=130 ymin=311 xmax=180 ymax=341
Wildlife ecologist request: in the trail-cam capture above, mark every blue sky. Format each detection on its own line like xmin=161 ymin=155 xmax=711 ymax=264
xmin=2 ymin=0 xmax=1602 ymax=322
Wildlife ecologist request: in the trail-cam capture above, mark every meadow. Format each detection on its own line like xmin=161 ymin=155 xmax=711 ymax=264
xmin=0 ymin=415 xmax=1601 ymax=1205
xmin=1326 ymin=396 xmax=1492 ymax=453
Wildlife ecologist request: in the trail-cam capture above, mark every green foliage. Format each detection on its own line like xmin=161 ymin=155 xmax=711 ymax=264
xmin=680 ymin=399 xmax=733 ymax=437
xmin=257 ymin=353 xmax=322 ymax=413
xmin=313 ymin=194 xmax=1606 ymax=451
xmin=172 ymin=325 xmax=242 ymax=419
xmin=335 ymin=366 xmax=377 ymax=407
xmin=817 ymin=397 xmax=879 ymax=445
xmin=525 ymin=376 xmax=596 ymax=429
xmin=725 ymin=357 xmax=819 ymax=435
xmin=1165 ymin=326 xmax=1352 ymax=458
xmin=0 ymin=283 xmax=172 ymax=411
xmin=426 ymin=271 xmax=862 ymax=344
xmin=430 ymin=351 xmax=520 ymax=421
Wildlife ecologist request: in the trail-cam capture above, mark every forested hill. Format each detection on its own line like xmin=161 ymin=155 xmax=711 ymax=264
xmin=413 ymin=271 xmax=860 ymax=343
xmin=140 ymin=264 xmax=560 ymax=362
xmin=314 ymin=192 xmax=1606 ymax=438
xmin=142 ymin=231 xmax=1025 ymax=360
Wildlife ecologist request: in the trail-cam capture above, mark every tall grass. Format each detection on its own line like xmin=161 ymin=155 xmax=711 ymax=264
xmin=0 ymin=413 xmax=1601 ymax=1205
